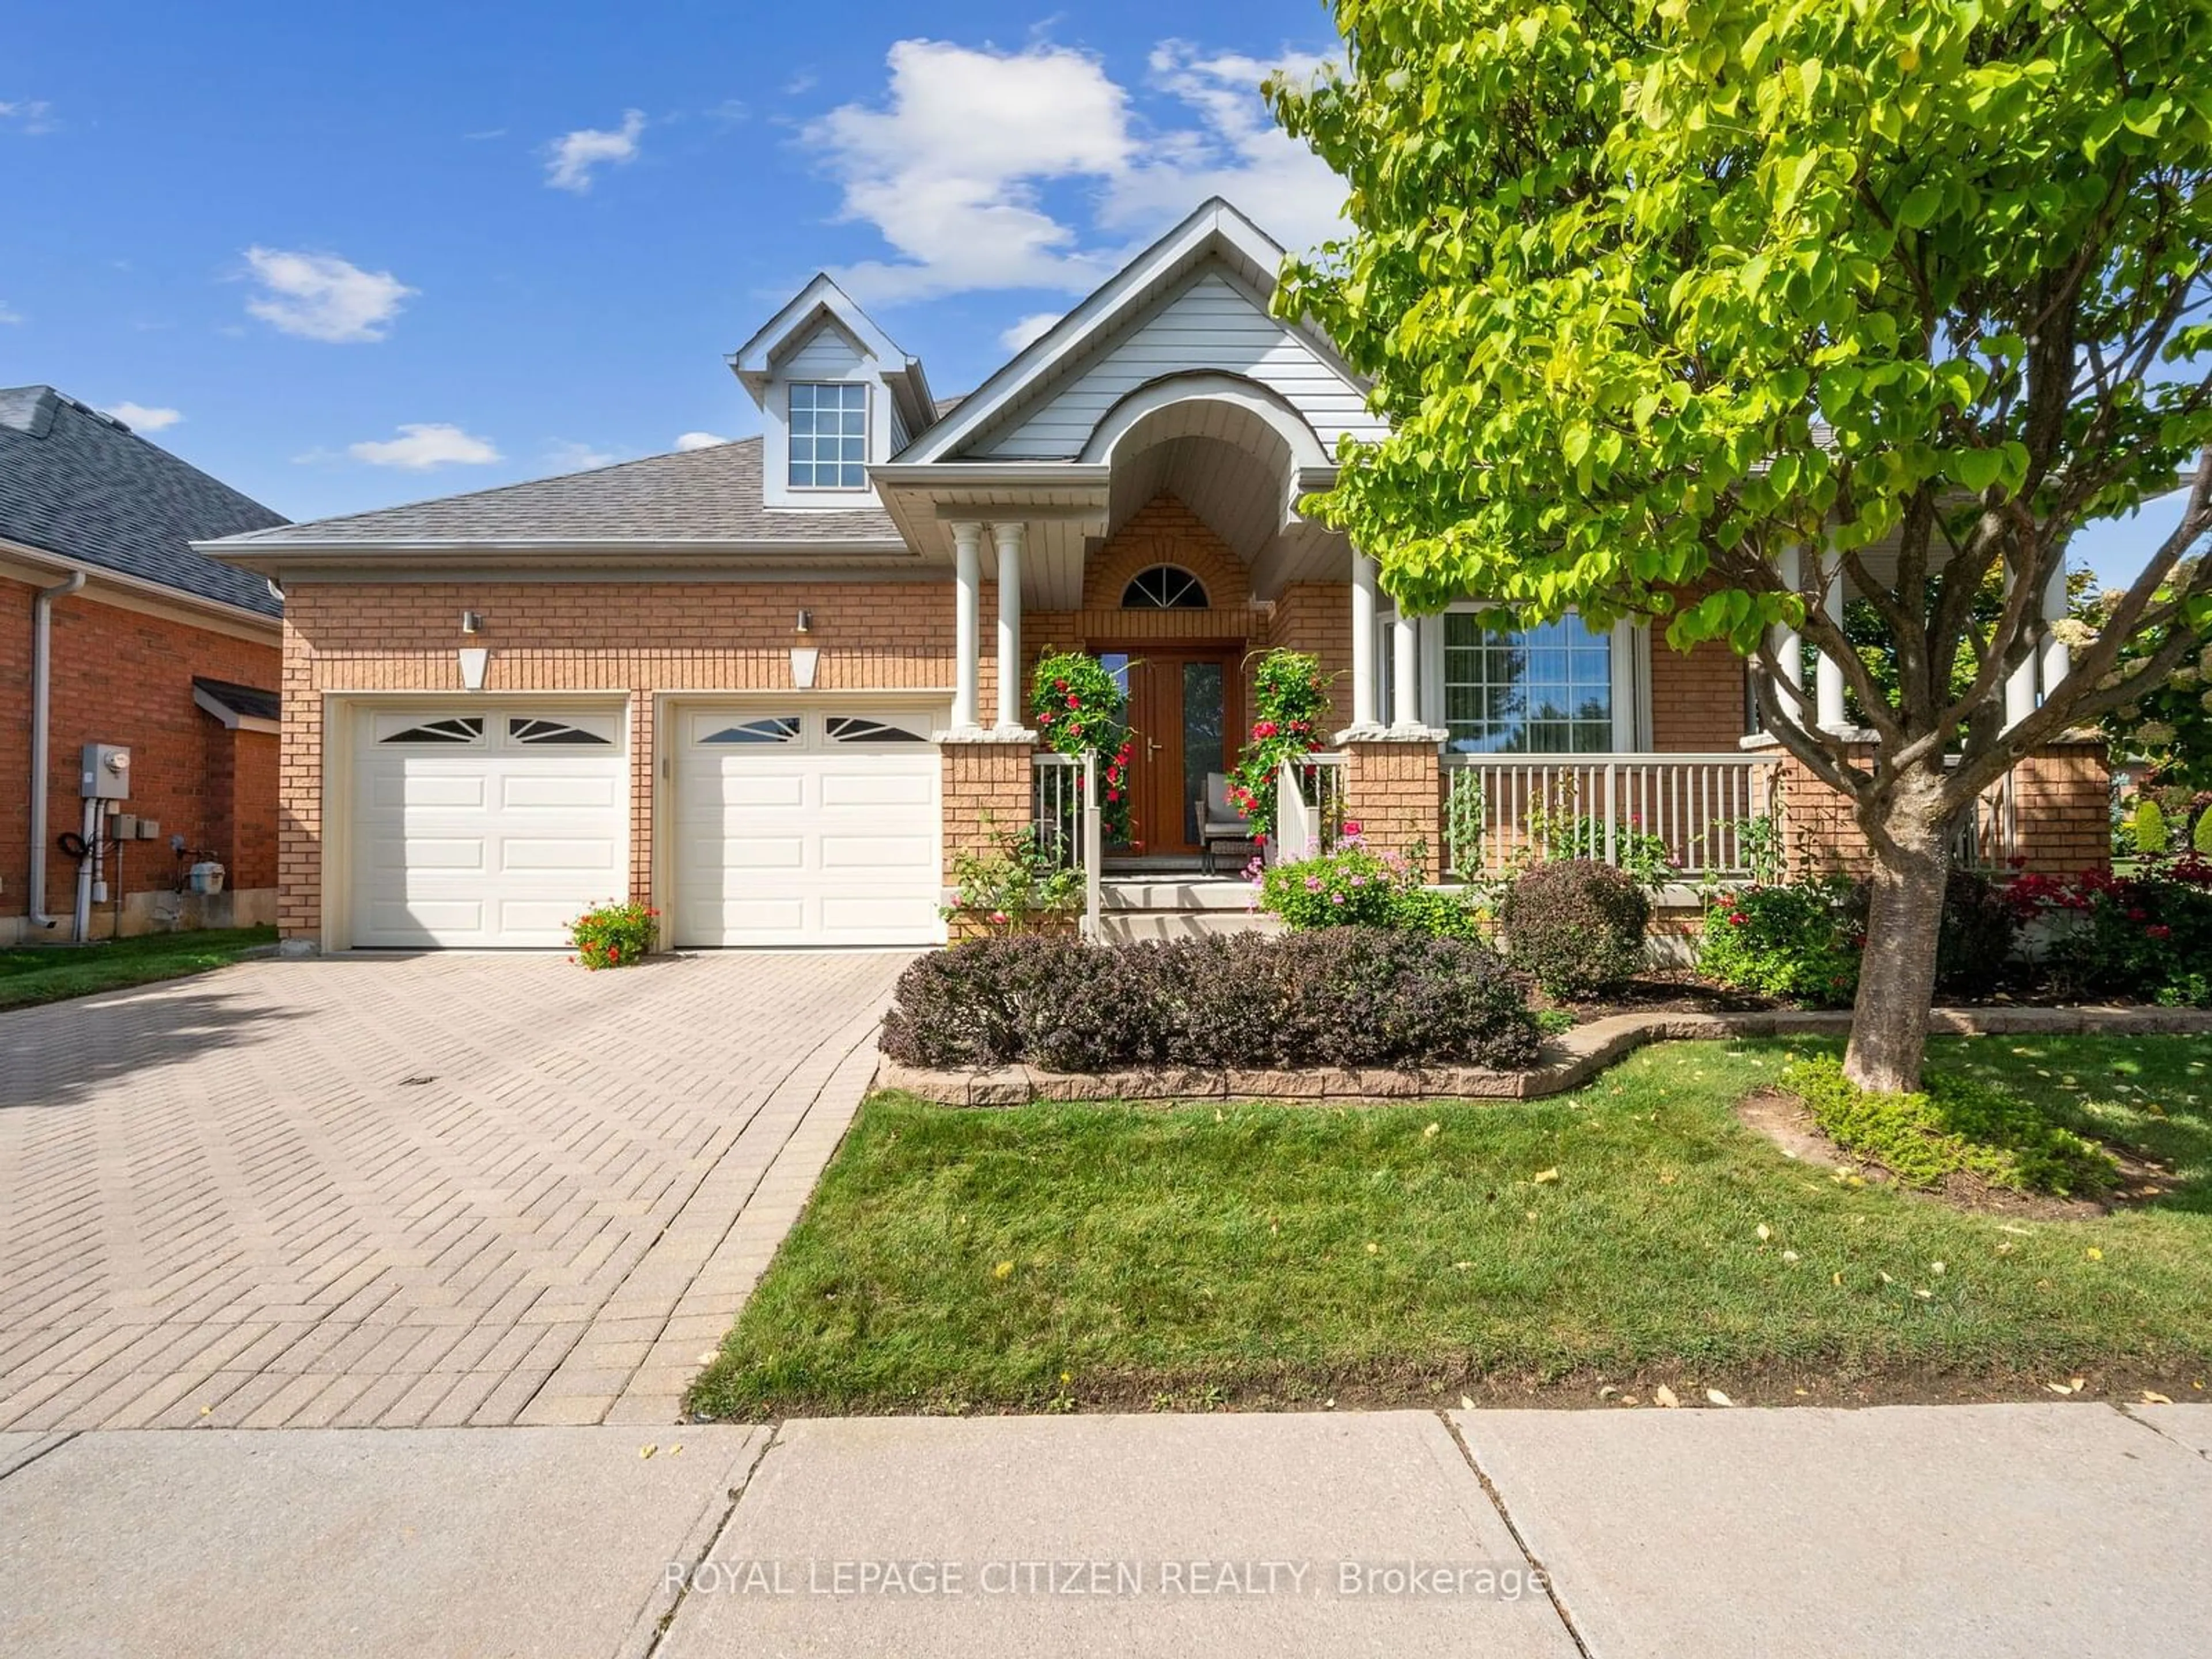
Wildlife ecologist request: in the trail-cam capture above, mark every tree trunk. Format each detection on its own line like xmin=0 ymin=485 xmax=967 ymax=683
xmin=1840 ymin=789 xmax=1950 ymax=1094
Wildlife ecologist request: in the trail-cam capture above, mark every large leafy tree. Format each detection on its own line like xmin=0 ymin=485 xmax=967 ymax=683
xmin=1272 ymin=0 xmax=2212 ymax=1089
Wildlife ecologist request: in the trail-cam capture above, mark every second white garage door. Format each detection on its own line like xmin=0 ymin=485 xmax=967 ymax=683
xmin=672 ymin=707 xmax=943 ymax=947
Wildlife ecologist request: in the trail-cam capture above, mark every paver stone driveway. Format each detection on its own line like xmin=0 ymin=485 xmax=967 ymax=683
xmin=0 ymin=949 xmax=905 ymax=1431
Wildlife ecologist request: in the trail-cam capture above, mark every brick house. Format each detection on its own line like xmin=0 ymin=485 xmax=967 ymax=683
xmin=201 ymin=200 xmax=2105 ymax=954
xmin=2 ymin=387 xmax=285 ymax=944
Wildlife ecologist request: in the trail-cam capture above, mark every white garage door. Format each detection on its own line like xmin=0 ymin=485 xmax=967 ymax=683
xmin=349 ymin=705 xmax=628 ymax=948
xmin=673 ymin=707 xmax=942 ymax=947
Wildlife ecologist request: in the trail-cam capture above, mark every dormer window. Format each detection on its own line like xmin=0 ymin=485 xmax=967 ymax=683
xmin=789 ymin=382 xmax=869 ymax=489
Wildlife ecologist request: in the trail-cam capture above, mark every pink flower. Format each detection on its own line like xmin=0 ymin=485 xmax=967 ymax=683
xmin=1343 ymin=820 xmax=1362 ymax=836
xmin=1331 ymin=892 xmax=1345 ymax=905
xmin=1252 ymin=719 xmax=1280 ymax=740
xmin=1039 ymin=710 xmax=1054 ymax=724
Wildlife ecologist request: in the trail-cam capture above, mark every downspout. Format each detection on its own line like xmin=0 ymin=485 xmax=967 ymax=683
xmin=29 ymin=570 xmax=87 ymax=935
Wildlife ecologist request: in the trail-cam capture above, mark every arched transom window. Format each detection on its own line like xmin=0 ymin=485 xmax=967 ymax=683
xmin=1120 ymin=565 xmax=1209 ymax=610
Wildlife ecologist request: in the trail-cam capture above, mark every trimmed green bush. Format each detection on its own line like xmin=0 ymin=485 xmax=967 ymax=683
xmin=879 ymin=929 xmax=1540 ymax=1073
xmin=1782 ymin=1054 xmax=2118 ymax=1197
xmin=1934 ymin=868 xmax=2020 ymax=997
xmin=1698 ymin=879 xmax=1862 ymax=1005
xmin=2134 ymin=798 xmax=2170 ymax=855
xmin=1497 ymin=859 xmax=1649 ymax=998
xmin=1255 ymin=840 xmax=1482 ymax=937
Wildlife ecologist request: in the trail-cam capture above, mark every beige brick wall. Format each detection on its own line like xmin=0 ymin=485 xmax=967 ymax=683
xmin=1081 ymin=497 xmax=1252 ymax=611
xmin=1649 ymin=634 xmax=1749 ymax=752
xmin=281 ymin=578 xmax=961 ymax=941
xmin=940 ymin=738 xmax=1041 ymax=940
xmin=1344 ymin=738 xmax=1442 ymax=873
xmin=1267 ymin=581 xmax=1354 ymax=733
xmin=1777 ymin=740 xmax=2112 ymax=877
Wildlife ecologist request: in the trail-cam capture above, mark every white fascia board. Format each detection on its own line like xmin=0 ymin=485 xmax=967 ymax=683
xmin=895 ymin=198 xmax=1295 ymax=465
xmin=867 ymin=461 xmax=1111 ymax=490
xmin=0 ymin=535 xmax=283 ymax=635
xmin=727 ymin=273 xmax=933 ymax=431
xmin=194 ymin=537 xmax=915 ymax=570
xmin=192 ymin=684 xmax=281 ymax=733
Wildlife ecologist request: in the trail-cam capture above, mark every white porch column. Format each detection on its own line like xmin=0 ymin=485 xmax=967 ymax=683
xmin=1771 ymin=543 xmax=1805 ymax=696
xmin=2003 ymin=563 xmax=2039 ymax=729
xmin=993 ymin=521 xmax=1025 ymax=731
xmin=950 ymin=521 xmax=982 ymax=732
xmin=2039 ymin=556 xmax=2071 ymax=702
xmin=1390 ymin=612 xmax=1418 ymax=729
xmin=1815 ymin=541 xmax=1848 ymax=732
xmin=1350 ymin=550 xmax=1379 ymax=729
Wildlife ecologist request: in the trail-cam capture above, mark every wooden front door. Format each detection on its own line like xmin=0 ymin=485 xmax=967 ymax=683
xmin=1103 ymin=647 xmax=1243 ymax=855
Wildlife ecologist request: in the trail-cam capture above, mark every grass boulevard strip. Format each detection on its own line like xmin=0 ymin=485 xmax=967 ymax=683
xmin=689 ymin=1035 xmax=2212 ymax=1419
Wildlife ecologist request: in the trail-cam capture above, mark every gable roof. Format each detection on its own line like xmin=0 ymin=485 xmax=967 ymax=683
xmin=0 ymin=387 xmax=287 ymax=616
xmin=893 ymin=198 xmax=1368 ymax=465
xmin=728 ymin=272 xmax=935 ymax=437
xmin=201 ymin=437 xmax=904 ymax=554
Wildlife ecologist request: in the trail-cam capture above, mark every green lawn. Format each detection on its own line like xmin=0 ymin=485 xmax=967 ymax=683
xmin=0 ymin=926 xmax=276 ymax=1011
xmin=688 ymin=1036 xmax=2212 ymax=1418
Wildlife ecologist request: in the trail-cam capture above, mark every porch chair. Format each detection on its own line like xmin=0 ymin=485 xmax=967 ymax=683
xmin=1196 ymin=772 xmax=1254 ymax=874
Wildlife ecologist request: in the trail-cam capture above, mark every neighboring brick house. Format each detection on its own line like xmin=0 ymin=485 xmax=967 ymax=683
xmin=201 ymin=199 xmax=2105 ymax=955
xmin=2 ymin=387 xmax=285 ymax=943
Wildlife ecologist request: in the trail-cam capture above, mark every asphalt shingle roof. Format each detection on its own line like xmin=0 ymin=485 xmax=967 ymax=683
xmin=0 ymin=387 xmax=287 ymax=616
xmin=205 ymin=437 xmax=903 ymax=550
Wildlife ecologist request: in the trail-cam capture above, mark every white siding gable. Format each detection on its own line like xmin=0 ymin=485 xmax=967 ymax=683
xmin=763 ymin=318 xmax=895 ymax=509
xmin=778 ymin=320 xmax=869 ymax=381
xmin=974 ymin=265 xmax=1386 ymax=460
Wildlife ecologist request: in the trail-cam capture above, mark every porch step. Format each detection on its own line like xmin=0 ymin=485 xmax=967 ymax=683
xmin=1097 ymin=909 xmax=1284 ymax=942
xmin=1100 ymin=880 xmax=1256 ymax=912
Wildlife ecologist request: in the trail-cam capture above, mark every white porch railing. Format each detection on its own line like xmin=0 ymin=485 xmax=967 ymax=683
xmin=1274 ymin=751 xmax=1349 ymax=862
xmin=1442 ymin=752 xmax=1781 ymax=879
xmin=1032 ymin=749 xmax=1102 ymax=938
xmin=1951 ymin=766 xmax=2018 ymax=869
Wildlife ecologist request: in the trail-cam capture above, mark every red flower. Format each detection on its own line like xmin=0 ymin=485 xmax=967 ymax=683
xmin=1107 ymin=789 xmax=1122 ymax=802
xmin=1728 ymin=913 xmax=1746 ymax=926
xmin=1252 ymin=719 xmax=1280 ymax=740
xmin=1066 ymin=694 xmax=1081 ymax=709
xmin=1054 ymin=679 xmax=1068 ymax=691
xmin=1039 ymin=710 xmax=1053 ymax=724
xmin=2148 ymin=924 xmax=2173 ymax=940
xmin=1343 ymin=820 xmax=1362 ymax=836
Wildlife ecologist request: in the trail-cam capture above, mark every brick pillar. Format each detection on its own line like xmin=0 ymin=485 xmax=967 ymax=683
xmin=1343 ymin=735 xmax=1444 ymax=874
xmin=1772 ymin=740 xmax=1877 ymax=876
xmin=939 ymin=734 xmax=1041 ymax=942
xmin=2007 ymin=738 xmax=2111 ymax=873
xmin=940 ymin=736 xmax=1037 ymax=879
xmin=1771 ymin=734 xmax=2112 ymax=877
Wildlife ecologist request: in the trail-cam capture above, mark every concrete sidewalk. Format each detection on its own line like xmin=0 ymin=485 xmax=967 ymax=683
xmin=1 ymin=1403 xmax=2206 ymax=1657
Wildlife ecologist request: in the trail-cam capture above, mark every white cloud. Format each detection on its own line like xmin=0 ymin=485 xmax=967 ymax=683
xmin=0 ymin=100 xmax=56 ymax=135
xmin=243 ymin=247 xmax=416 ymax=343
xmin=0 ymin=300 xmax=21 ymax=324
xmin=545 ymin=439 xmax=620 ymax=471
xmin=1105 ymin=43 xmax=1343 ymax=253
xmin=106 ymin=402 xmax=181 ymax=431
xmin=546 ymin=110 xmax=645 ymax=192
xmin=674 ymin=430 xmax=730 ymax=451
xmin=999 ymin=311 xmax=1063 ymax=353
xmin=347 ymin=423 xmax=502 ymax=469
xmin=807 ymin=37 xmax=1343 ymax=306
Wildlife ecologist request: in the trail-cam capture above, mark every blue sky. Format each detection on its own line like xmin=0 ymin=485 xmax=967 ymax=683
xmin=0 ymin=0 xmax=2186 ymax=589
xmin=2 ymin=1 xmax=1338 ymax=518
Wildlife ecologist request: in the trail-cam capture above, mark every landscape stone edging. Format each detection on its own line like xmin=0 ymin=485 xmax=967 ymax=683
xmin=872 ymin=1005 xmax=2212 ymax=1107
